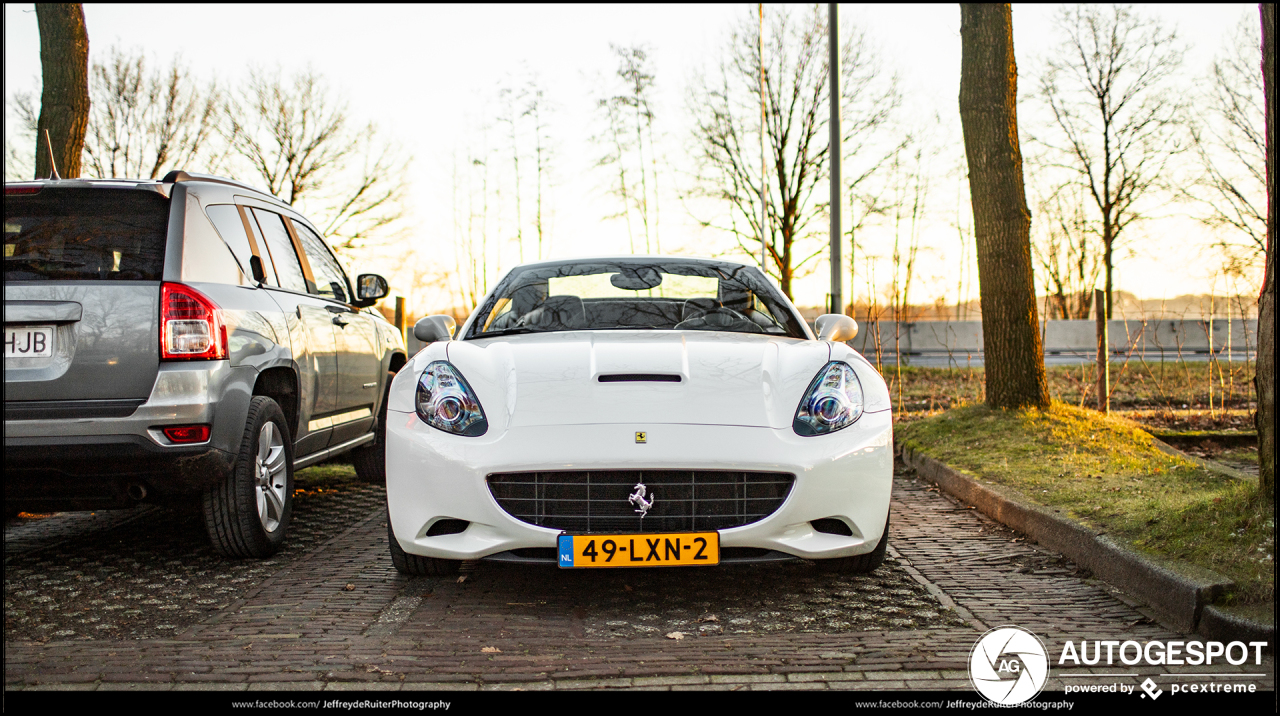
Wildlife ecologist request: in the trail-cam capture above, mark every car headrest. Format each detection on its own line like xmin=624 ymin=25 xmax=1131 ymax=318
xmin=682 ymin=297 xmax=722 ymax=321
xmin=525 ymin=294 xmax=586 ymax=329
xmin=509 ymin=284 xmax=546 ymax=317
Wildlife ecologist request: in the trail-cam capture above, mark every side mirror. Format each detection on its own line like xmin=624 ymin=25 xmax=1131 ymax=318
xmin=351 ymin=273 xmax=390 ymax=307
xmin=414 ymin=315 xmax=457 ymax=343
xmin=249 ymin=255 xmax=267 ymax=284
xmin=815 ymin=314 xmax=858 ymax=342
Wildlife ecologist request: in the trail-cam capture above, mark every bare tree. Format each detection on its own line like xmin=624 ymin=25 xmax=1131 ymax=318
xmin=11 ymin=46 xmax=224 ymax=180
xmin=34 ymin=3 xmax=90 ymax=179
xmin=498 ymin=82 xmax=527 ymax=263
xmin=225 ymin=67 xmax=408 ymax=253
xmin=887 ymin=140 xmax=932 ymax=326
xmin=1033 ymin=183 xmax=1103 ymax=319
xmin=1185 ymin=15 xmax=1267 ymax=262
xmin=1032 ymin=5 xmax=1185 ymax=318
xmin=9 ymin=94 xmax=43 ymax=180
xmin=1257 ymin=2 xmax=1274 ymax=500
xmin=524 ymin=79 xmax=555 ymax=261
xmin=688 ymin=5 xmax=897 ymax=298
xmin=83 ymin=47 xmax=224 ymax=179
xmin=959 ymin=3 xmax=1049 ymax=410
xmin=593 ymin=44 xmax=661 ymax=254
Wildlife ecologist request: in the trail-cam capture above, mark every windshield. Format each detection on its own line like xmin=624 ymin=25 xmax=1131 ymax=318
xmin=466 ymin=259 xmax=808 ymax=339
xmin=4 ymin=188 xmax=170 ymax=282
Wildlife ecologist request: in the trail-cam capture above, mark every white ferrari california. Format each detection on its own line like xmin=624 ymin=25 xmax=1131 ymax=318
xmin=384 ymin=256 xmax=893 ymax=576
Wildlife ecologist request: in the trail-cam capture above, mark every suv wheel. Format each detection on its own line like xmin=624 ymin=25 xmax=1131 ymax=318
xmin=387 ymin=514 xmax=460 ymax=576
xmin=818 ymin=511 xmax=889 ymax=574
xmin=203 ymin=396 xmax=294 ymax=558
xmin=352 ymin=371 xmax=395 ymax=485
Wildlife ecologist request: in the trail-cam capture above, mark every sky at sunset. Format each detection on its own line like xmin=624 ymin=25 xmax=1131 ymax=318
xmin=4 ymin=3 xmax=1265 ymax=313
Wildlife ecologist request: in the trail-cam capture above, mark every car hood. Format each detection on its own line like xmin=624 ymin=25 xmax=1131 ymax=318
xmin=442 ymin=331 xmax=834 ymax=429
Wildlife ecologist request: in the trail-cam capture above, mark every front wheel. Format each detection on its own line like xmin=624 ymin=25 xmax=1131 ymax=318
xmin=203 ymin=396 xmax=294 ymax=558
xmin=817 ymin=511 xmax=889 ymax=574
xmin=352 ymin=371 xmax=395 ymax=485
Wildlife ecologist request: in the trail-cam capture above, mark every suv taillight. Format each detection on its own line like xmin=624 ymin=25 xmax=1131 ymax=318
xmin=161 ymin=283 xmax=227 ymax=360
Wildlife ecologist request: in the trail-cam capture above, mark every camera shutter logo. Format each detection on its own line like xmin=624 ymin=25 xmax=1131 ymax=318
xmin=968 ymin=625 xmax=1050 ymax=705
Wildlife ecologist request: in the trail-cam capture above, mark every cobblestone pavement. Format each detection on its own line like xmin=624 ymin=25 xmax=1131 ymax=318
xmin=4 ymin=462 xmax=1274 ymax=693
xmin=4 ymin=484 xmax=386 ymax=641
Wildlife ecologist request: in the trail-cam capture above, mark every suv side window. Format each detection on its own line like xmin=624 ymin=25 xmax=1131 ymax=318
xmin=205 ymin=204 xmax=256 ymax=281
xmin=251 ymin=208 xmax=309 ymax=294
xmin=292 ymin=222 xmax=350 ymax=304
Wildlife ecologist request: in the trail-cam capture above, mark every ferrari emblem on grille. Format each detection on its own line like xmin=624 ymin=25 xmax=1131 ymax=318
xmin=635 ymin=431 xmax=647 ymax=443
xmin=629 ymin=482 xmax=655 ymax=517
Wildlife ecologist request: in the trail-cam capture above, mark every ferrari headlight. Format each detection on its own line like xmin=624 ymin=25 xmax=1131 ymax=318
xmin=793 ymin=361 xmax=864 ymax=436
xmin=416 ymin=361 xmax=488 ymax=436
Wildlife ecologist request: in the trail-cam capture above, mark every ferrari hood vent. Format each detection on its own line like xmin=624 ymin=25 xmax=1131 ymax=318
xmin=597 ymin=373 xmax=681 ymax=383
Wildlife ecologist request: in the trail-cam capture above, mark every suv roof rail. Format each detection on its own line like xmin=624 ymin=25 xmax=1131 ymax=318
xmin=161 ymin=170 xmax=281 ymax=200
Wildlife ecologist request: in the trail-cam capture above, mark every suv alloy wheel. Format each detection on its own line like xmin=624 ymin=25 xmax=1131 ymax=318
xmin=203 ymin=396 xmax=294 ymax=557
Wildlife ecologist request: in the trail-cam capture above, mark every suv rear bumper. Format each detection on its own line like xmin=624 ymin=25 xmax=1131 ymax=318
xmin=4 ymin=360 xmax=254 ymax=509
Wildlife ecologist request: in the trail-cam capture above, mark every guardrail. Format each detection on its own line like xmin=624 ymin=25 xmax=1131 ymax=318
xmin=405 ymin=319 xmax=1258 ymax=365
xmin=847 ymin=319 xmax=1257 ymax=365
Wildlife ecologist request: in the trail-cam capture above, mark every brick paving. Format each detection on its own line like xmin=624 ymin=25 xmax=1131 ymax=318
xmin=4 ymin=463 xmax=1274 ymax=693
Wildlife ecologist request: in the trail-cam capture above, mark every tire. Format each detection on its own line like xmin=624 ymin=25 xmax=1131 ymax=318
xmin=203 ymin=396 xmax=294 ymax=558
xmin=818 ymin=511 xmax=889 ymax=574
xmin=387 ymin=514 xmax=460 ymax=576
xmin=352 ymin=371 xmax=395 ymax=485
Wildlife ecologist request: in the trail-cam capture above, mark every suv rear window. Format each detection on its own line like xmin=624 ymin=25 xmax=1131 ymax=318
xmin=4 ymin=188 xmax=170 ymax=281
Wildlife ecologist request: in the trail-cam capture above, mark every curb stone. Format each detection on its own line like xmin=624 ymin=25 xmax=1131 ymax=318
xmin=899 ymin=442 xmax=1271 ymax=646
xmin=1198 ymin=604 xmax=1276 ymax=646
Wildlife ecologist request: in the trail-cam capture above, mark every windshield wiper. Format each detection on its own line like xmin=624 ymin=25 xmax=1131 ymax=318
xmin=474 ymin=327 xmax=544 ymax=338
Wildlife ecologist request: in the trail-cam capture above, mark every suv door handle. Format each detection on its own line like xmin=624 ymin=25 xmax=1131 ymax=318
xmin=332 ymin=316 xmax=349 ymax=327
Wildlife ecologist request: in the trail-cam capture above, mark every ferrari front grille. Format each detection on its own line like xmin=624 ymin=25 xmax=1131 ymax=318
xmin=486 ymin=469 xmax=795 ymax=533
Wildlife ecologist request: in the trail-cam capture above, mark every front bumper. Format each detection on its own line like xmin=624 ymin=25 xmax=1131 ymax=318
xmin=4 ymin=361 xmax=253 ymax=507
xmin=386 ymin=409 xmax=893 ymax=562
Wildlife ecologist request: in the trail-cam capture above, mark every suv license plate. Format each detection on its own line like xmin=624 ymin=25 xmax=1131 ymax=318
xmin=4 ymin=325 xmax=54 ymax=359
xmin=558 ymin=532 xmax=719 ymax=568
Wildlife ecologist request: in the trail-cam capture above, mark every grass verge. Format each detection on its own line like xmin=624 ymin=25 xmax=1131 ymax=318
xmin=293 ymin=459 xmax=361 ymax=497
xmin=896 ymin=401 xmax=1274 ymax=606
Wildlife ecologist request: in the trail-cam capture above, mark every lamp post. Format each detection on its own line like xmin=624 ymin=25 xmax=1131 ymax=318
xmin=828 ymin=2 xmax=842 ymax=315
xmin=760 ymin=3 xmax=768 ymax=275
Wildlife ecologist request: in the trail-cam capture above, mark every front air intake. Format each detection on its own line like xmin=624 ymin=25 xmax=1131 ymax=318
xmin=487 ymin=469 xmax=794 ymax=533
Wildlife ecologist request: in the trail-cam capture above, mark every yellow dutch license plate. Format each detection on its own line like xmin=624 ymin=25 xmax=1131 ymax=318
xmin=558 ymin=532 xmax=720 ymax=568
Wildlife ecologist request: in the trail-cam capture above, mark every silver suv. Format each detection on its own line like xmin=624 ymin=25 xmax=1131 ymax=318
xmin=4 ymin=171 xmax=407 ymax=557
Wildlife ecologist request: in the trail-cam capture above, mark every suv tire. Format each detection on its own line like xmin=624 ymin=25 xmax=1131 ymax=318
xmin=203 ymin=396 xmax=294 ymax=558
xmin=818 ymin=511 xmax=889 ymax=574
xmin=352 ymin=371 xmax=395 ymax=485
xmin=387 ymin=515 xmax=460 ymax=576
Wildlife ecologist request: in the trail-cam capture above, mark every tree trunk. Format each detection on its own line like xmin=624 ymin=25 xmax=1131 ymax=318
xmin=1103 ymin=233 xmax=1114 ymax=319
xmin=1257 ymin=2 xmax=1275 ymax=500
xmin=34 ymin=4 xmax=90 ymax=180
xmin=958 ymin=3 xmax=1050 ymax=410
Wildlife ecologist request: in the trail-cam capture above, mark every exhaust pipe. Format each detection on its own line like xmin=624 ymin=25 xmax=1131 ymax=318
xmin=126 ymin=483 xmax=148 ymax=501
